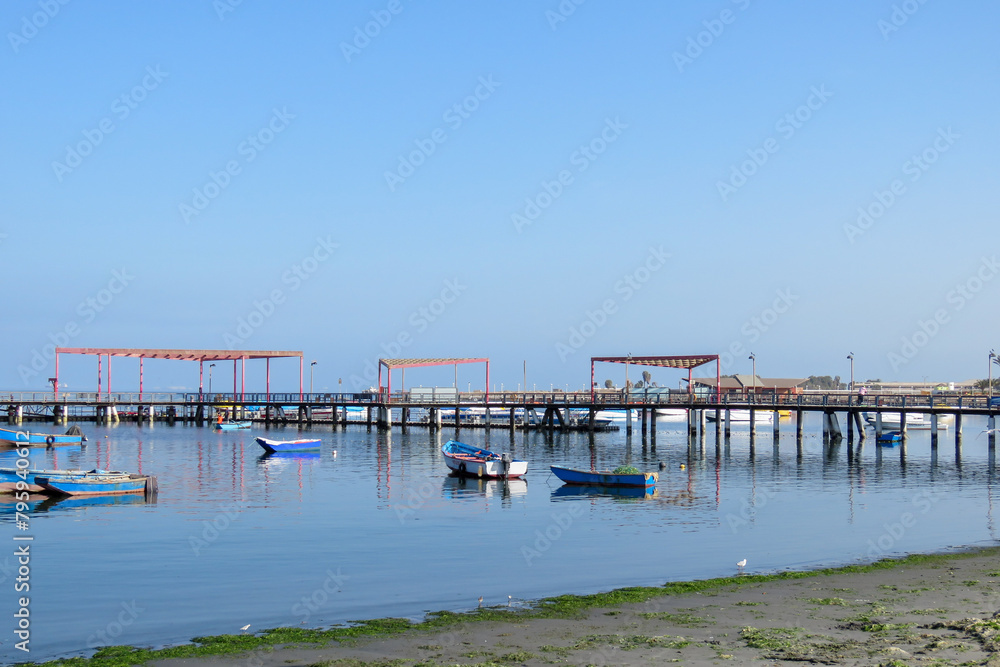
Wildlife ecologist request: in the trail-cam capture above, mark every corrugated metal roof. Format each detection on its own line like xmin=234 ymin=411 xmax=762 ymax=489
xmin=57 ymin=348 xmax=302 ymax=361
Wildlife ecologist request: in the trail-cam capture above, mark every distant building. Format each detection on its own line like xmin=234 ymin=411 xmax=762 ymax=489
xmin=691 ymin=375 xmax=807 ymax=396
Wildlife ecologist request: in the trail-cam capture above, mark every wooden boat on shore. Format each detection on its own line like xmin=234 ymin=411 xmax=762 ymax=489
xmin=254 ymin=436 xmax=321 ymax=453
xmin=215 ymin=420 xmax=251 ymax=431
xmin=0 ymin=425 xmax=86 ymax=447
xmin=550 ymin=465 xmax=657 ymax=488
xmin=441 ymin=440 xmax=527 ymax=479
xmin=34 ymin=470 xmax=156 ymax=497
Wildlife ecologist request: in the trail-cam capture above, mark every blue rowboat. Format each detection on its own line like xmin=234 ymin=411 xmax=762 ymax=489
xmin=550 ymin=465 xmax=657 ymax=488
xmin=35 ymin=471 xmax=155 ymax=497
xmin=215 ymin=421 xmax=251 ymax=430
xmin=877 ymin=430 xmax=902 ymax=445
xmin=254 ymin=436 xmax=321 ymax=453
xmin=0 ymin=467 xmax=93 ymax=493
xmin=0 ymin=425 xmax=86 ymax=447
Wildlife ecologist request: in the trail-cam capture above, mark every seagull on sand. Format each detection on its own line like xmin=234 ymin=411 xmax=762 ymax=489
xmin=737 ymin=559 xmax=747 ymax=571
xmin=240 ymin=624 xmax=251 ymax=633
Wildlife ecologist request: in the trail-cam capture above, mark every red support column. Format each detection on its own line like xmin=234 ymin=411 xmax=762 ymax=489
xmin=298 ymin=357 xmax=303 ymax=401
xmin=140 ymin=357 xmax=145 ymax=400
xmin=241 ymin=356 xmax=246 ymax=402
xmin=108 ymin=354 xmax=112 ymax=395
xmin=266 ymin=358 xmax=270 ymax=402
xmin=54 ymin=352 xmax=60 ymax=400
xmin=98 ymin=355 xmax=102 ymax=396
xmin=198 ymin=359 xmax=203 ymax=395
xmin=485 ymin=360 xmax=490 ymax=404
xmin=590 ymin=360 xmax=595 ymax=402
xmin=233 ymin=360 xmax=237 ymax=400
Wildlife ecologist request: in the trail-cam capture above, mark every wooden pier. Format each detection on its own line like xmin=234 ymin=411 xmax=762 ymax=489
xmin=4 ymin=389 xmax=998 ymax=449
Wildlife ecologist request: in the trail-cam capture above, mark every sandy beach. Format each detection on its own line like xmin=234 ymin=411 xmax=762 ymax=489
xmin=130 ymin=547 xmax=1000 ymax=667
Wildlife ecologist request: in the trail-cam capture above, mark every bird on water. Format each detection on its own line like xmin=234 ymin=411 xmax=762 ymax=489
xmin=240 ymin=624 xmax=251 ymax=632
xmin=737 ymin=559 xmax=747 ymax=571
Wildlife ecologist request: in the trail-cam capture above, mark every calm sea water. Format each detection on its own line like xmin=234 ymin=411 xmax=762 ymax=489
xmin=1 ymin=413 xmax=998 ymax=663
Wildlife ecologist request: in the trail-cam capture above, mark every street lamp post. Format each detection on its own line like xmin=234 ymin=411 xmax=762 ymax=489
xmin=990 ymin=350 xmax=997 ymax=400
xmin=748 ymin=353 xmax=756 ymax=397
xmin=310 ymin=361 xmax=317 ymax=395
xmin=209 ymin=363 xmax=215 ymax=394
xmin=847 ymin=352 xmax=854 ymax=393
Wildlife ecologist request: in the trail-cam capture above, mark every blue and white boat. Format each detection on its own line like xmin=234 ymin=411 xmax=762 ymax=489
xmin=441 ymin=440 xmax=527 ymax=479
xmin=215 ymin=420 xmax=251 ymax=431
xmin=0 ymin=425 xmax=86 ymax=447
xmin=550 ymin=465 xmax=657 ymax=488
xmin=34 ymin=471 xmax=155 ymax=497
xmin=254 ymin=436 xmax=321 ymax=453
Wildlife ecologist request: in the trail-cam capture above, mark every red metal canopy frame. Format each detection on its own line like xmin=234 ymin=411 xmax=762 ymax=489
xmin=54 ymin=348 xmax=304 ymax=400
xmin=590 ymin=355 xmax=720 ymax=401
xmin=378 ymin=358 xmax=489 ymax=404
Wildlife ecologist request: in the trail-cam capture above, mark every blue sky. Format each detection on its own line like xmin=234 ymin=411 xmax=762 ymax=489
xmin=3 ymin=0 xmax=999 ymax=393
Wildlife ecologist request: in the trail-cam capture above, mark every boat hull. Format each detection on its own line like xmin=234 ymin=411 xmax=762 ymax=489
xmin=0 ymin=467 xmax=90 ymax=493
xmin=550 ymin=465 xmax=657 ymax=488
xmin=254 ymin=437 xmax=321 ymax=453
xmin=35 ymin=473 xmax=150 ymax=497
xmin=441 ymin=440 xmax=527 ymax=479
xmin=0 ymin=426 xmax=84 ymax=447
xmin=215 ymin=421 xmax=251 ymax=430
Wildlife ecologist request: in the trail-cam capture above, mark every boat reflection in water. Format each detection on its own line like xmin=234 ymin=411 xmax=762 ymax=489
xmin=441 ymin=475 xmax=527 ymax=502
xmin=551 ymin=484 xmax=657 ymax=501
xmin=0 ymin=492 xmax=152 ymax=520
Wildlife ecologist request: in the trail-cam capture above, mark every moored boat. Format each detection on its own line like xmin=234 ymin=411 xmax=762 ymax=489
xmin=441 ymin=440 xmax=526 ymax=479
xmin=705 ymin=410 xmax=775 ymax=424
xmin=215 ymin=420 xmax=252 ymax=430
xmin=34 ymin=471 xmax=156 ymax=497
xmin=876 ymin=430 xmax=902 ymax=445
xmin=254 ymin=436 xmax=321 ymax=453
xmin=0 ymin=425 xmax=86 ymax=447
xmin=550 ymin=465 xmax=657 ymax=488
xmin=863 ymin=412 xmax=952 ymax=430
xmin=0 ymin=467 xmax=92 ymax=493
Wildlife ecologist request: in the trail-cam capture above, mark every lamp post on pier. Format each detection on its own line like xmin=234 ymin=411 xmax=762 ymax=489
xmin=310 ymin=360 xmax=317 ymax=395
xmin=209 ymin=363 xmax=215 ymax=394
xmin=748 ymin=353 xmax=756 ymax=396
xmin=847 ymin=352 xmax=854 ymax=393
xmin=989 ymin=350 xmax=997 ymax=400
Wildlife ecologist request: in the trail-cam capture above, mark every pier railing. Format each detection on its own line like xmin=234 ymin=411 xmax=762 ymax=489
xmin=3 ymin=390 xmax=997 ymax=411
